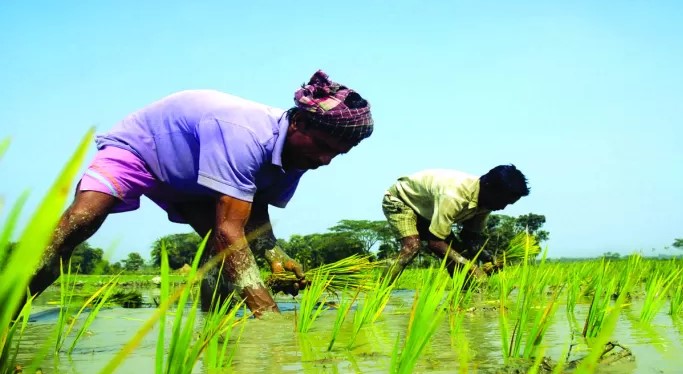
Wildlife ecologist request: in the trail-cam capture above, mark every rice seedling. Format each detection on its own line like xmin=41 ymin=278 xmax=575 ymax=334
xmin=204 ymin=304 xmax=247 ymax=370
xmin=0 ymin=293 xmax=32 ymax=374
xmin=53 ymin=259 xmax=78 ymax=353
xmin=449 ymin=257 xmax=477 ymax=345
xmin=296 ymin=270 xmax=333 ymax=333
xmin=0 ymin=130 xmax=93 ymax=372
xmin=156 ymin=235 xmax=208 ymax=374
xmin=499 ymin=236 xmax=562 ymax=363
xmin=267 ymin=254 xmax=377 ymax=294
xmin=346 ymin=269 xmax=397 ymax=349
xmin=393 ymin=268 xmax=423 ymax=290
xmin=482 ymin=230 xmax=542 ymax=273
xmin=0 ymin=137 xmax=9 ymax=158
xmin=640 ymin=267 xmax=681 ymax=323
xmin=155 ymin=241 xmax=170 ymax=374
xmin=528 ymin=346 xmax=548 ymax=374
xmin=327 ymin=288 xmax=359 ymax=351
xmin=517 ymin=283 xmax=562 ymax=359
xmin=103 ymin=223 xmax=286 ymax=373
xmin=498 ymin=263 xmax=512 ymax=360
xmin=390 ymin=260 xmax=453 ymax=374
xmin=614 ymin=253 xmax=642 ymax=298
xmin=455 ymin=334 xmax=473 ymax=374
xmin=565 ymin=268 xmax=584 ymax=330
xmin=101 ymin=231 xmax=252 ymax=374
xmin=582 ymin=261 xmax=617 ymax=341
xmin=42 ymin=256 xmax=121 ymax=356
xmin=0 ymin=193 xmax=29 ymax=272
xmin=669 ymin=276 xmax=683 ymax=316
xmin=1 ymin=130 xmax=93 ymax=333
xmin=574 ymin=271 xmax=635 ymax=373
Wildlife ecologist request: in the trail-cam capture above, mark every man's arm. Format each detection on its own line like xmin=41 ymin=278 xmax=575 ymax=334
xmin=214 ymin=195 xmax=278 ymax=317
xmin=425 ymin=232 xmax=486 ymax=279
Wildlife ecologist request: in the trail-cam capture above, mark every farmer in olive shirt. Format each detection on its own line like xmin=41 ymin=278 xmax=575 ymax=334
xmin=382 ymin=165 xmax=530 ymax=280
xmin=29 ymin=70 xmax=374 ymax=317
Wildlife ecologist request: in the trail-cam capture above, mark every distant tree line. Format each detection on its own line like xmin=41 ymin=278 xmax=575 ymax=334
xmin=2 ymin=212 xmax=555 ymax=274
xmin=143 ymin=213 xmax=551 ymax=272
xmin=1 ymin=242 xmax=147 ymax=275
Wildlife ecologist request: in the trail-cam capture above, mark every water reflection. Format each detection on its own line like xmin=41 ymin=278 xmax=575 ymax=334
xmin=13 ymin=289 xmax=683 ymax=373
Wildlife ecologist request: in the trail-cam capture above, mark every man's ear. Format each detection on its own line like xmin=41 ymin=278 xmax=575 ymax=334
xmin=287 ymin=115 xmax=301 ymax=136
xmin=288 ymin=113 xmax=307 ymax=133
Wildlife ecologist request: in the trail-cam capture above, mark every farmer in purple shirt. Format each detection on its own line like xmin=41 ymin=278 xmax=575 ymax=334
xmin=29 ymin=70 xmax=374 ymax=317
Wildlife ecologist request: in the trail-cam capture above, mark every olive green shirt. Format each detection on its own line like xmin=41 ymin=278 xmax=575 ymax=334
xmin=391 ymin=169 xmax=490 ymax=239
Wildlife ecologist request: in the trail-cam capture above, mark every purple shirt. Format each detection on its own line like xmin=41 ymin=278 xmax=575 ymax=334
xmin=96 ymin=90 xmax=305 ymax=207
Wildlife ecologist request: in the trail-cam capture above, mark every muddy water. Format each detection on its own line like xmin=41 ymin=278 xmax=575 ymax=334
xmin=15 ymin=289 xmax=683 ymax=373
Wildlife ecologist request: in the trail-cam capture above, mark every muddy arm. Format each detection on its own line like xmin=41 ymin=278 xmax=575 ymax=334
xmin=426 ymin=236 xmax=486 ymax=279
xmin=214 ymin=195 xmax=278 ymax=317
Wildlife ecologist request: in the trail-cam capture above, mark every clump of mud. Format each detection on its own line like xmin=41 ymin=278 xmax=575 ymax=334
xmin=496 ymin=341 xmax=634 ymax=373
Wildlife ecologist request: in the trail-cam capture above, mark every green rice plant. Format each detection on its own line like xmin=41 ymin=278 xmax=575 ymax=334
xmin=204 ymin=304 xmax=247 ymax=370
xmin=582 ymin=260 xmax=617 ymax=341
xmin=565 ymin=269 xmax=584 ymax=330
xmin=501 ymin=239 xmax=560 ymax=361
xmin=669 ymin=276 xmax=683 ymax=316
xmin=575 ymin=270 xmax=635 ymax=373
xmin=517 ymin=284 xmax=563 ymax=359
xmin=296 ymin=270 xmax=333 ymax=333
xmin=1 ymin=129 xmax=93 ymax=348
xmin=455 ymin=334 xmax=473 ymax=374
xmin=196 ymin=284 xmax=246 ymax=373
xmin=155 ymin=241 xmax=170 ymax=374
xmin=0 ymin=194 xmax=29 ymax=271
xmin=103 ymin=227 xmax=268 ymax=373
xmin=528 ymin=345 xmax=547 ymax=374
xmin=157 ymin=236 xmax=207 ymax=374
xmin=615 ymin=253 xmax=642 ymax=298
xmin=550 ymin=343 xmax=571 ymax=374
xmin=498 ymin=264 xmax=512 ymax=359
xmin=390 ymin=261 xmax=453 ymax=374
xmin=46 ymin=257 xmax=121 ymax=355
xmin=267 ymin=254 xmax=378 ymax=294
xmin=346 ymin=269 xmax=397 ymax=349
xmin=640 ymin=267 xmax=681 ymax=323
xmin=0 ymin=137 xmax=9 ymax=158
xmin=393 ymin=268 xmax=423 ymax=290
xmin=449 ymin=258 xmax=476 ymax=345
xmin=1 ymin=131 xmax=92 ymax=373
xmin=327 ymin=288 xmax=359 ymax=351
xmin=104 ymin=233 xmax=245 ymax=374
xmin=0 ymin=292 xmax=32 ymax=374
xmin=482 ymin=230 xmax=542 ymax=273
xmin=53 ymin=259 xmax=78 ymax=353
xmin=66 ymin=276 xmax=120 ymax=354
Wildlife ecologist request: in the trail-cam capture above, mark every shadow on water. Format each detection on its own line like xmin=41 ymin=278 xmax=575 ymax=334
xmin=15 ymin=288 xmax=683 ymax=373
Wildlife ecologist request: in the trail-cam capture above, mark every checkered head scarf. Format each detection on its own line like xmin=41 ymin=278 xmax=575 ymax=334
xmin=294 ymin=70 xmax=374 ymax=144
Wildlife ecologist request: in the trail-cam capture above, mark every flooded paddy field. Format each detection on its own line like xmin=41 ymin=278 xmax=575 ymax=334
xmin=15 ymin=281 xmax=683 ymax=374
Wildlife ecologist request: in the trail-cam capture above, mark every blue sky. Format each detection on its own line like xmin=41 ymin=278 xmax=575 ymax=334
xmin=1 ymin=1 xmax=681 ymax=262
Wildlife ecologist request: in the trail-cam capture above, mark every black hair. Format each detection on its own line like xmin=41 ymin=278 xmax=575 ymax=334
xmin=286 ymin=107 xmax=300 ymax=121
xmin=343 ymin=91 xmax=368 ymax=109
xmin=480 ymin=164 xmax=530 ymax=197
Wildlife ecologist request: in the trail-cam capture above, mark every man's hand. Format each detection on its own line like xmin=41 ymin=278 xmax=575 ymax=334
xmin=478 ymin=248 xmax=496 ymax=264
xmin=265 ymin=246 xmax=307 ymax=296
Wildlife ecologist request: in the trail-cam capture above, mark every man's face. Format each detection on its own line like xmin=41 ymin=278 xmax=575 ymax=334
xmin=282 ymin=123 xmax=356 ymax=170
xmin=479 ymin=191 xmax=521 ymax=211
